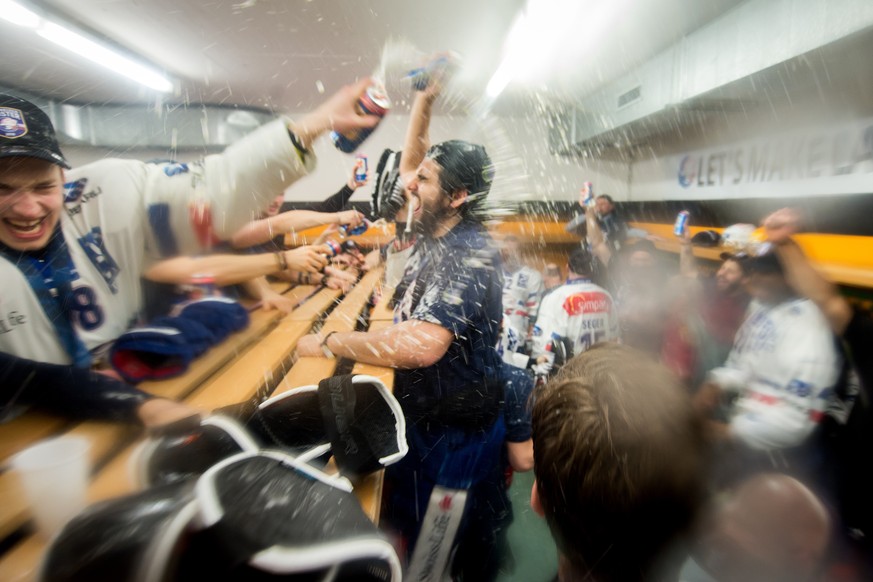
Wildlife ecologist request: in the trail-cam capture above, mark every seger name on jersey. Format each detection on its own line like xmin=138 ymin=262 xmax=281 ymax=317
xmin=578 ymin=318 xmax=605 ymax=330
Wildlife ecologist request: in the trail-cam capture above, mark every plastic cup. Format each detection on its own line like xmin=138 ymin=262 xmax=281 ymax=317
xmin=707 ymin=367 xmax=750 ymax=393
xmin=10 ymin=436 xmax=90 ymax=539
xmin=511 ymin=352 xmax=530 ymax=370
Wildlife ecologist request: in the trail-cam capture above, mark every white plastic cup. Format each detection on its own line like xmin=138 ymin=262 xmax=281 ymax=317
xmin=10 ymin=436 xmax=90 ymax=539
xmin=511 ymin=352 xmax=530 ymax=370
xmin=707 ymin=367 xmax=750 ymax=394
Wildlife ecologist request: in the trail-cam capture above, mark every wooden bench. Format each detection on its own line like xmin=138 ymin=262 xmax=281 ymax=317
xmin=0 ymin=281 xmax=344 ymax=581
xmin=0 ymin=302 xmax=289 ymax=542
xmin=264 ymin=268 xmax=394 ymax=522
xmin=0 ymin=269 xmax=391 ymax=581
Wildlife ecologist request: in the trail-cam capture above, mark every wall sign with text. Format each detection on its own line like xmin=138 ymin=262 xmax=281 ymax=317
xmin=642 ymin=119 xmax=873 ymax=200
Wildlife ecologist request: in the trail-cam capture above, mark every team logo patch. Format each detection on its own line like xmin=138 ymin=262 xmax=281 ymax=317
xmin=563 ymin=291 xmax=611 ymax=315
xmin=0 ymin=107 xmax=28 ymax=139
xmin=64 ymin=179 xmax=88 ymax=204
xmin=163 ymin=162 xmax=189 ymax=177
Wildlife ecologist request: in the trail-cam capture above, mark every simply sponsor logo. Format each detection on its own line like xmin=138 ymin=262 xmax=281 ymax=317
xmin=563 ymin=292 xmax=611 ymax=315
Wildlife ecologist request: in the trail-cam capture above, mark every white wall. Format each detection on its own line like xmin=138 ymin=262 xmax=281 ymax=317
xmin=287 ymin=112 xmax=631 ymax=205
xmin=630 ymin=75 xmax=873 ymax=201
xmin=60 ymin=111 xmax=631 ymax=206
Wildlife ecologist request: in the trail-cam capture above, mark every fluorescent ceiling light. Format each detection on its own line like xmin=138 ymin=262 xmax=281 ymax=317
xmin=486 ymin=13 xmax=528 ymax=99
xmin=487 ymin=0 xmax=625 ymax=101
xmin=38 ymin=23 xmax=173 ymax=92
xmin=0 ymin=0 xmax=39 ymax=28
xmin=1 ymin=0 xmax=173 ymax=93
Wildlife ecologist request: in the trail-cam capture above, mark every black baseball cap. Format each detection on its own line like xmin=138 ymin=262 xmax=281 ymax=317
xmin=745 ymin=250 xmax=784 ymax=275
xmin=425 ymin=140 xmax=494 ymax=200
xmin=691 ymin=230 xmax=721 ymax=247
xmin=0 ymin=94 xmax=70 ymax=169
xmin=568 ymin=247 xmax=594 ymax=276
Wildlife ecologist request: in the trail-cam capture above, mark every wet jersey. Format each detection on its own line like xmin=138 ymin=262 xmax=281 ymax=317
xmin=531 ymin=278 xmax=620 ymax=361
xmin=385 ymin=220 xmax=508 ymax=576
xmin=501 ymin=265 xmax=543 ymax=339
xmin=393 ymin=220 xmax=504 ymax=440
xmin=0 ymin=118 xmax=313 ymax=366
xmin=726 ymin=298 xmax=841 ymax=451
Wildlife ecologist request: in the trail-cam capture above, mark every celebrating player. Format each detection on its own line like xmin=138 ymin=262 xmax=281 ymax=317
xmin=0 ymin=80 xmax=380 ymax=427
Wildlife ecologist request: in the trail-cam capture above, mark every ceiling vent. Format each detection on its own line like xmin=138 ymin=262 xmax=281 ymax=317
xmin=617 ymin=85 xmax=642 ymax=110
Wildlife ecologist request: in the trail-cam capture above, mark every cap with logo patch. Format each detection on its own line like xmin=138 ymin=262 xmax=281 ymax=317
xmin=0 ymin=94 xmax=69 ymax=169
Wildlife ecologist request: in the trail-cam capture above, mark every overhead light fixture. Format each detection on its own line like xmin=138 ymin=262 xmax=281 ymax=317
xmin=486 ymin=13 xmax=528 ymax=99
xmin=0 ymin=0 xmax=39 ymax=28
xmin=486 ymin=0 xmax=627 ymax=102
xmin=0 ymin=0 xmax=173 ymax=93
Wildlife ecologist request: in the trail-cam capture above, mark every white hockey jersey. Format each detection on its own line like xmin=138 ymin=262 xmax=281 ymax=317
xmin=725 ymin=298 xmax=841 ymax=451
xmin=531 ymin=278 xmax=620 ymax=361
xmin=501 ymin=265 xmax=543 ymax=338
xmin=0 ymin=118 xmax=314 ymax=365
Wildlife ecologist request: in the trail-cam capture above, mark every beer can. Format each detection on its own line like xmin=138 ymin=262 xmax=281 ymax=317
xmin=339 ymin=218 xmax=370 ymax=237
xmin=324 ymin=240 xmax=343 ymax=257
xmin=582 ymin=182 xmax=594 ymax=207
xmin=354 ymin=155 xmax=368 ymax=184
xmin=331 ymin=84 xmax=390 ymax=153
xmin=405 ymin=54 xmax=457 ymax=91
xmin=673 ymin=210 xmax=690 ymax=237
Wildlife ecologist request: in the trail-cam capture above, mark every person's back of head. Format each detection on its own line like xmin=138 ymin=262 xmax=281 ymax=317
xmin=532 ymin=343 xmax=707 ymax=582
xmin=567 ymin=248 xmax=594 ymax=279
xmin=543 ymin=262 xmax=563 ymax=289
xmin=501 ymin=234 xmax=521 ymax=267
xmin=693 ymin=473 xmax=831 ymax=582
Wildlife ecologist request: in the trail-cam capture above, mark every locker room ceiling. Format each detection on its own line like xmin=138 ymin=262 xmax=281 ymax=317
xmin=1 ymin=0 xmax=745 ymax=115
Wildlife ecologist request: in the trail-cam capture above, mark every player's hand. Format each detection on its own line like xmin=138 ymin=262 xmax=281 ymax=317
xmin=763 ymin=207 xmax=802 ymax=245
xmin=324 ymin=274 xmax=354 ymax=293
xmin=336 ymin=209 xmax=363 ymax=228
xmin=679 ymin=217 xmax=692 ymax=245
xmin=325 ymin=265 xmax=358 ymax=285
xmin=348 ymin=161 xmax=369 ymax=189
xmin=284 ymin=246 xmax=329 ymax=273
xmin=578 ymin=182 xmax=592 ymax=208
xmin=418 ymin=51 xmax=457 ymax=101
xmin=296 ymin=333 xmax=327 ymax=358
xmin=362 ymin=249 xmax=382 ymax=271
xmin=259 ymin=290 xmax=297 ymax=314
xmin=295 ymin=78 xmax=381 ymax=148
